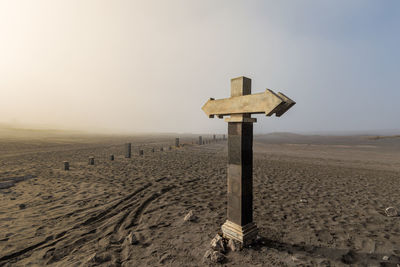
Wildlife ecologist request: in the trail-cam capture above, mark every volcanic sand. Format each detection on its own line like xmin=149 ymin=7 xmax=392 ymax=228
xmin=1 ymin=133 xmax=400 ymax=266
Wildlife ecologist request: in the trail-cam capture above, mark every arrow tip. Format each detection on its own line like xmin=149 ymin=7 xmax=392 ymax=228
xmin=264 ymin=89 xmax=285 ymax=116
xmin=274 ymin=92 xmax=296 ymax=117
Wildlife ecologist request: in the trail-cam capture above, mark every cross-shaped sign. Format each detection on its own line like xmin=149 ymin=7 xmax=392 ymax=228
xmin=202 ymin=76 xmax=295 ymax=245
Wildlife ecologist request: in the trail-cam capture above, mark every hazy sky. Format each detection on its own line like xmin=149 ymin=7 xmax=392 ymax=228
xmin=1 ymin=1 xmax=399 ymax=134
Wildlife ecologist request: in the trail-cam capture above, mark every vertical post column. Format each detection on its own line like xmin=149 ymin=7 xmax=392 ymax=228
xmin=125 ymin=143 xmax=131 ymax=158
xmin=221 ymin=76 xmax=257 ymax=246
xmin=199 ymin=136 xmax=202 ymax=145
xmin=63 ymin=161 xmax=69 ymax=170
xmin=175 ymin=138 xmax=180 ymax=147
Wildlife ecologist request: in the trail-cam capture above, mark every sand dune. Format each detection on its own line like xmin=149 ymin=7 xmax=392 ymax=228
xmin=1 ymin=134 xmax=400 ymax=266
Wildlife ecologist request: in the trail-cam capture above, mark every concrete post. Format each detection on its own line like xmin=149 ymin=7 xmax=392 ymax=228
xmin=125 ymin=143 xmax=131 ymax=158
xmin=199 ymin=136 xmax=202 ymax=145
xmin=63 ymin=161 xmax=69 ymax=170
xmin=175 ymin=138 xmax=179 ymax=147
xmin=221 ymin=77 xmax=257 ymax=246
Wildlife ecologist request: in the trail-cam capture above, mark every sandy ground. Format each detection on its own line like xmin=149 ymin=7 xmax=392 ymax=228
xmin=1 ymin=132 xmax=400 ymax=266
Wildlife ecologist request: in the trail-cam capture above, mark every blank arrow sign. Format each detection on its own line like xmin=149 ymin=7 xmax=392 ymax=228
xmin=202 ymin=89 xmax=293 ymax=117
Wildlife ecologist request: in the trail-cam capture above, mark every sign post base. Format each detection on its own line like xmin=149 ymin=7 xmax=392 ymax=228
xmin=221 ymin=220 xmax=258 ymax=246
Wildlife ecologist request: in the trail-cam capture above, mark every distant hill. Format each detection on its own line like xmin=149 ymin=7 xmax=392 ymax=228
xmin=0 ymin=123 xmax=87 ymax=139
xmin=254 ymin=132 xmax=400 ymax=146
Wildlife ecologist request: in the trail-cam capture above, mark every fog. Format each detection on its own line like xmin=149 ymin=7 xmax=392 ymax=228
xmin=1 ymin=0 xmax=399 ymax=134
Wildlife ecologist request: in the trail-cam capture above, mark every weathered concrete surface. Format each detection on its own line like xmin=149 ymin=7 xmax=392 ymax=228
xmin=202 ymin=77 xmax=295 ymax=119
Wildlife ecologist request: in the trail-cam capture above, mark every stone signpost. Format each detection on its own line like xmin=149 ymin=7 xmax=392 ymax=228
xmin=202 ymin=76 xmax=295 ymax=245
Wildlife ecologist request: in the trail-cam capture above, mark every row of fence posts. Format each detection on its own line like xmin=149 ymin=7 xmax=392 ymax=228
xmin=197 ymin=134 xmax=226 ymax=145
xmin=63 ymin=135 xmax=226 ymax=170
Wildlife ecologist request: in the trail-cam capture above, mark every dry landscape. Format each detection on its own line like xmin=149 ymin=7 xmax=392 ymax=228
xmin=1 ymin=129 xmax=400 ymax=266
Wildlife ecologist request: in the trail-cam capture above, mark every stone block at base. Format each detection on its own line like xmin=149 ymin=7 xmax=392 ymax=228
xmin=221 ymin=220 xmax=257 ymax=246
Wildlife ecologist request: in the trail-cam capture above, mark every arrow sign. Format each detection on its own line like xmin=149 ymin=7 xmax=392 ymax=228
xmin=202 ymin=89 xmax=295 ymax=118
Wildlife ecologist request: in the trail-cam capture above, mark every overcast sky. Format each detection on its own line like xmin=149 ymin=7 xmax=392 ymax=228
xmin=0 ymin=0 xmax=399 ymax=134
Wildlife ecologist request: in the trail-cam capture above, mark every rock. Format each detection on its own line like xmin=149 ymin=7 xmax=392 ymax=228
xmin=291 ymin=254 xmax=307 ymax=263
xmin=385 ymin=207 xmax=398 ymax=217
xmin=126 ymin=232 xmax=139 ymax=245
xmin=228 ymin=239 xmax=242 ymax=251
xmin=299 ymin=199 xmax=308 ymax=203
xmin=210 ymin=234 xmax=225 ymax=253
xmin=341 ymin=250 xmax=357 ymax=264
xmin=184 ymin=210 xmax=197 ymax=222
xmin=203 ymin=249 xmax=213 ymax=262
xmin=19 ymin=204 xmax=26 ymax=209
xmin=203 ymin=249 xmax=225 ymax=264
xmin=87 ymin=252 xmax=112 ymax=264
xmin=382 ymin=255 xmax=390 ymax=261
xmin=210 ymin=251 xmax=225 ymax=263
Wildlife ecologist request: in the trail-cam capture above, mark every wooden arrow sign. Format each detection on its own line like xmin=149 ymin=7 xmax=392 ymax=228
xmin=202 ymin=89 xmax=295 ymax=118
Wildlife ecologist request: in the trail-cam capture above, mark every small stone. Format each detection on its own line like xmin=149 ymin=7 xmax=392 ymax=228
xmin=87 ymin=252 xmax=111 ymax=264
xmin=341 ymin=250 xmax=357 ymax=264
xmin=300 ymin=199 xmax=308 ymax=203
xmin=228 ymin=239 xmax=242 ymax=251
xmin=184 ymin=210 xmax=197 ymax=222
xmin=126 ymin=232 xmax=139 ymax=245
xmin=292 ymin=254 xmax=307 ymax=263
xmin=202 ymin=249 xmax=213 ymax=263
xmin=383 ymin=255 xmax=390 ymax=261
xmin=210 ymin=234 xmax=225 ymax=253
xmin=210 ymin=251 xmax=225 ymax=263
xmin=385 ymin=207 xmax=398 ymax=217
xmin=19 ymin=204 xmax=26 ymax=209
